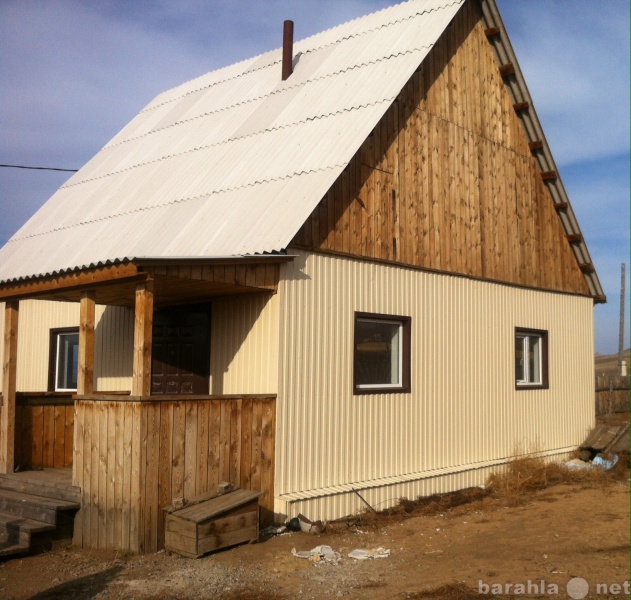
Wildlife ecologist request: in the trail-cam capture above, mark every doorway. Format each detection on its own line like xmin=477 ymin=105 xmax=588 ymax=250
xmin=151 ymin=305 xmax=210 ymax=395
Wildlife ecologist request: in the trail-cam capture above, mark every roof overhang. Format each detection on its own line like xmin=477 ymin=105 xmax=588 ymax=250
xmin=477 ymin=0 xmax=606 ymax=304
xmin=0 ymin=255 xmax=295 ymax=307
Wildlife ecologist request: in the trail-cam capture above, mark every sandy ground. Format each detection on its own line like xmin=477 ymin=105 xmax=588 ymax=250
xmin=0 ymin=473 xmax=628 ymax=600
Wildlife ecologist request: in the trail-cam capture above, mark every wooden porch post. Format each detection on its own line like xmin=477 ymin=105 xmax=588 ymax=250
xmin=0 ymin=301 xmax=19 ymax=474
xmin=77 ymin=291 xmax=96 ymax=395
xmin=132 ymin=278 xmax=154 ymax=396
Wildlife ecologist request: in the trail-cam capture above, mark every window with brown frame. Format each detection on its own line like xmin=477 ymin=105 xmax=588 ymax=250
xmin=48 ymin=327 xmax=80 ymax=392
xmin=515 ymin=328 xmax=549 ymax=389
xmin=354 ymin=312 xmax=411 ymax=394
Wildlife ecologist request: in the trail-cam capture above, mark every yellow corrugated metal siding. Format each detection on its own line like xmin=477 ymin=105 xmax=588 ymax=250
xmin=275 ymin=251 xmax=594 ymax=519
xmin=0 ymin=300 xmax=134 ymax=392
xmin=210 ymin=294 xmax=279 ymax=394
xmin=93 ymin=305 xmax=134 ymax=391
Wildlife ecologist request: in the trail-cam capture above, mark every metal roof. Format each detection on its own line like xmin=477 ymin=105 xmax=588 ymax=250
xmin=0 ymin=0 xmax=464 ymax=282
xmin=0 ymin=0 xmax=604 ymax=302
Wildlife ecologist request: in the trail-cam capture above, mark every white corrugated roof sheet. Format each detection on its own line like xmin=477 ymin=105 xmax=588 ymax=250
xmin=0 ymin=0 xmax=464 ymax=282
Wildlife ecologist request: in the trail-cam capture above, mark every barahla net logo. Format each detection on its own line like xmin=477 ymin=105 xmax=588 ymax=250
xmin=478 ymin=577 xmax=630 ymax=598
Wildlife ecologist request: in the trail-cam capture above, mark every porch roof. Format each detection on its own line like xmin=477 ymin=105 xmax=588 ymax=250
xmin=0 ymin=256 xmax=288 ymax=306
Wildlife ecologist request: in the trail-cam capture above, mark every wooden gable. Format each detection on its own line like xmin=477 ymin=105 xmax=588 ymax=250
xmin=291 ymin=0 xmax=590 ymax=297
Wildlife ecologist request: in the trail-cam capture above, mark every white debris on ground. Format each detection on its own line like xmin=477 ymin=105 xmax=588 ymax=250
xmin=348 ymin=547 xmax=391 ymax=560
xmin=291 ymin=545 xmax=342 ymax=564
xmin=291 ymin=545 xmax=392 ymax=564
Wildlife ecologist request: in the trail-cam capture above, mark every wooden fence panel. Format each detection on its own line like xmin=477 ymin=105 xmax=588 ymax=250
xmin=14 ymin=396 xmax=74 ymax=468
xmin=73 ymin=395 xmax=275 ymax=553
xmin=595 ymin=375 xmax=630 ymax=416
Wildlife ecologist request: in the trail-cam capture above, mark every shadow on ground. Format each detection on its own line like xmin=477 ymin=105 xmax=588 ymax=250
xmin=28 ymin=565 xmax=123 ymax=600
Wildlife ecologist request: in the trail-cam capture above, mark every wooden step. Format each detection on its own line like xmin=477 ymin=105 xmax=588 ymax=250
xmin=0 ymin=541 xmax=30 ymax=558
xmin=0 ymin=489 xmax=79 ymax=525
xmin=0 ymin=511 xmax=57 ymax=558
xmin=0 ymin=471 xmax=80 ymax=503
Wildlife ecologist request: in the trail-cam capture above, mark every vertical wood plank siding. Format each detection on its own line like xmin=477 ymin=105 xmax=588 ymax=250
xmin=73 ymin=396 xmax=275 ymax=552
xmin=14 ymin=400 xmax=75 ymax=468
xmin=275 ymin=250 xmax=594 ymax=520
xmin=292 ymin=1 xmax=588 ymax=297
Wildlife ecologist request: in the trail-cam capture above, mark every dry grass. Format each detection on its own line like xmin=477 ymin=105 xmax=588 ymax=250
xmin=487 ymin=453 xmax=628 ymax=497
xmin=348 ymin=453 xmax=628 ymax=527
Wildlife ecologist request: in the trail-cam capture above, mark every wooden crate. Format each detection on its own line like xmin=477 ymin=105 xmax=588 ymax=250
xmin=164 ymin=488 xmax=261 ymax=558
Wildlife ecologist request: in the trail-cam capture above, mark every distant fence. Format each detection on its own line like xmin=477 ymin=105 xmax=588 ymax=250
xmin=595 ymin=375 xmax=630 ymax=416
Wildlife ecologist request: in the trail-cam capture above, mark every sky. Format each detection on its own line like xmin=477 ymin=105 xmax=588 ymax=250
xmin=0 ymin=0 xmax=629 ymax=354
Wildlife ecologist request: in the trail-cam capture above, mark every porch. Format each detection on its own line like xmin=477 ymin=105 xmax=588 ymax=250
xmin=0 ymin=256 xmax=286 ymax=553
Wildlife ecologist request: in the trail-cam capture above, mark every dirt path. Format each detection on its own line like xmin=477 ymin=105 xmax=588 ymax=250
xmin=0 ymin=477 xmax=628 ymax=600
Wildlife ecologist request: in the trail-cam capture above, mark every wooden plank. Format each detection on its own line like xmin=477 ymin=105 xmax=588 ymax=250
xmin=131 ymin=279 xmax=154 ymax=396
xmin=184 ymin=401 xmax=198 ymax=499
xmin=121 ymin=402 xmax=133 ymax=551
xmin=165 ymin=515 xmax=197 ymax=537
xmin=137 ymin=402 xmax=148 ymax=553
xmin=64 ymin=405 xmax=74 ymax=467
xmin=239 ymin=399 xmax=253 ymax=490
xmin=197 ymin=400 xmax=209 ymax=496
xmin=106 ymin=401 xmax=117 ymax=549
xmin=18 ymin=405 xmax=33 ymax=469
xmin=77 ymin=291 xmax=96 ymax=395
xmin=0 ymin=301 xmax=18 ymax=474
xmin=129 ymin=402 xmax=142 ymax=552
xmin=165 ymin=529 xmax=198 ymax=555
xmin=114 ymin=399 xmax=124 ymax=549
xmin=53 ymin=405 xmax=65 ymax=468
xmin=229 ymin=399 xmax=242 ymax=487
xmin=171 ymin=402 xmax=186 ymax=501
xmin=81 ymin=402 xmax=98 ymax=548
xmin=208 ymin=400 xmax=221 ymax=489
xmin=97 ymin=402 xmax=108 ymax=549
xmin=72 ymin=402 xmax=84 ymax=546
xmin=0 ymin=263 xmax=140 ymax=301
xmin=198 ymin=510 xmax=258 ymax=538
xmin=197 ymin=525 xmax=258 ymax=555
xmin=250 ymin=401 xmax=262 ymax=495
xmin=42 ymin=405 xmax=55 ymax=467
xmin=260 ymin=400 xmax=275 ymax=521
xmin=218 ymin=401 xmax=232 ymax=485
xmin=158 ymin=401 xmax=173 ymax=551
xmin=145 ymin=402 xmax=161 ymax=552
xmin=499 ymin=63 xmax=515 ymax=77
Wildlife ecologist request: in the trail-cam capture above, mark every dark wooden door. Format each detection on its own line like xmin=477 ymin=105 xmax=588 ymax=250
xmin=151 ymin=306 xmax=210 ymax=395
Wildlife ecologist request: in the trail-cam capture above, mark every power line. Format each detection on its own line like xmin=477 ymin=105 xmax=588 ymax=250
xmin=0 ymin=163 xmax=78 ymax=173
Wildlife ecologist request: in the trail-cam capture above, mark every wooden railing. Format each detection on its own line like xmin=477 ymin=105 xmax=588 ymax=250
xmin=15 ymin=393 xmax=74 ymax=469
xmin=72 ymin=394 xmax=276 ymax=553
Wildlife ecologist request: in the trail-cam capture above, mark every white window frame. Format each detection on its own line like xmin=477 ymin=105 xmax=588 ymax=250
xmin=515 ymin=328 xmax=548 ymax=389
xmin=49 ymin=328 xmax=80 ymax=392
xmin=354 ymin=312 xmax=411 ymax=394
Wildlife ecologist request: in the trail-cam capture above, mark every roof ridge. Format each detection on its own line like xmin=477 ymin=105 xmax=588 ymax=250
xmin=102 ymin=47 xmax=426 ymax=153
xmin=134 ymin=0 xmax=461 ymax=116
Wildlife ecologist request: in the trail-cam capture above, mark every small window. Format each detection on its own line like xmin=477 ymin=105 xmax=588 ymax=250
xmin=515 ymin=328 xmax=548 ymax=389
xmin=48 ymin=328 xmax=79 ymax=392
xmin=354 ymin=312 xmax=411 ymax=394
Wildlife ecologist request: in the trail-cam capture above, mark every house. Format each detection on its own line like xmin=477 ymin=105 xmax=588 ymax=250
xmin=0 ymin=0 xmax=605 ymax=554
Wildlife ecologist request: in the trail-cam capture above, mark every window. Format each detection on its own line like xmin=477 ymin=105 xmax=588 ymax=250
xmin=354 ymin=312 xmax=411 ymax=394
xmin=515 ymin=328 xmax=548 ymax=389
xmin=48 ymin=328 xmax=79 ymax=392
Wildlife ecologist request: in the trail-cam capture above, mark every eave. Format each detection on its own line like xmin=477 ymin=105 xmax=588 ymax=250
xmin=478 ymin=0 xmax=606 ymax=304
